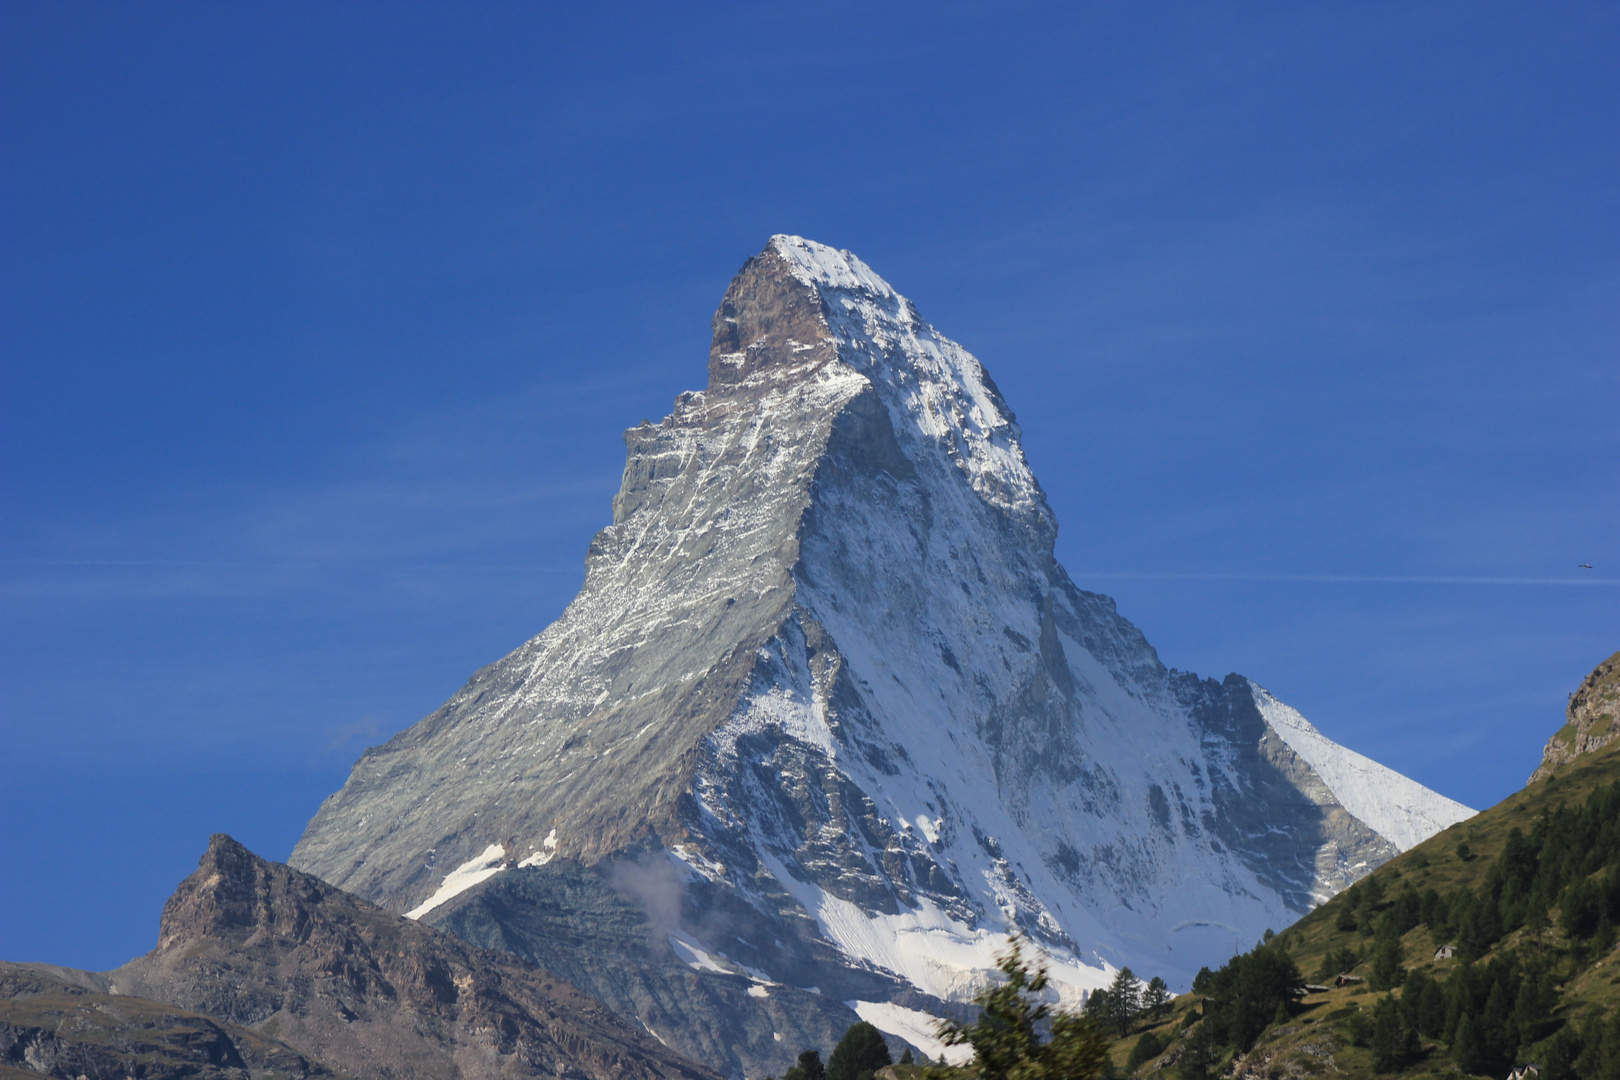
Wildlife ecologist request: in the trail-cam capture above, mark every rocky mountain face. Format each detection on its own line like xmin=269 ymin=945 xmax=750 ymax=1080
xmin=291 ymin=237 xmax=1473 ymax=1074
xmin=422 ymin=857 xmax=921 ymax=1076
xmin=1531 ymin=649 xmax=1620 ymax=783
xmin=65 ymin=835 xmax=718 ymax=1080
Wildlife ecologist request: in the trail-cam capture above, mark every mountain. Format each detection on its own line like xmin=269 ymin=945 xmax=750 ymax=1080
xmin=1531 ymin=649 xmax=1619 ymax=783
xmin=26 ymin=835 xmax=719 ymax=1080
xmin=290 ymin=236 xmax=1472 ymax=1073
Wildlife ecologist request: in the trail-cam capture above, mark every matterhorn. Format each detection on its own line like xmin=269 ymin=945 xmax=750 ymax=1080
xmin=291 ymin=237 xmax=1472 ymax=1076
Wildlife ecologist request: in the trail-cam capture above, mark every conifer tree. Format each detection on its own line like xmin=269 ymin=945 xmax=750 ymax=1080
xmin=1142 ymin=975 xmax=1172 ymax=1020
xmin=1452 ymin=1012 xmax=1483 ymax=1076
xmin=1125 ymin=1032 xmax=1168 ymax=1071
xmin=1176 ymin=1022 xmax=1215 ymax=1080
xmin=783 ymin=1050 xmax=825 ymax=1080
xmin=826 ymin=1022 xmax=890 ymax=1080
xmin=929 ymin=934 xmax=1108 ymax=1080
xmin=1370 ymin=995 xmax=1403 ymax=1071
xmin=1105 ymin=966 xmax=1140 ymax=1036
xmin=1369 ymin=918 xmax=1405 ymax=990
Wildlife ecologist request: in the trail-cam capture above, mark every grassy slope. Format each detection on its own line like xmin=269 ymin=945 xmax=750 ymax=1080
xmin=1115 ymin=737 xmax=1620 ymax=1078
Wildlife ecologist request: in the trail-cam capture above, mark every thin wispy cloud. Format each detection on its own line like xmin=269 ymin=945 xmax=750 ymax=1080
xmin=1076 ymin=571 xmax=1620 ymax=586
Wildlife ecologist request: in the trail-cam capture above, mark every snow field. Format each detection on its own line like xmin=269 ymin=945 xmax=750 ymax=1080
xmin=1251 ymin=684 xmax=1474 ymax=850
xmin=848 ymin=1001 xmax=974 ymax=1065
xmin=405 ymin=844 xmax=508 ymax=920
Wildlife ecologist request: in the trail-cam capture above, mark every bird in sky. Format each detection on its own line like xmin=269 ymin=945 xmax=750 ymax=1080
xmin=1578 ymin=564 xmax=1593 ymax=569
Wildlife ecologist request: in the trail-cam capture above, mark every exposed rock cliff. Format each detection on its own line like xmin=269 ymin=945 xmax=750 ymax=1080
xmin=100 ymin=836 xmax=718 ymax=1080
xmin=1531 ymin=649 xmax=1620 ymax=783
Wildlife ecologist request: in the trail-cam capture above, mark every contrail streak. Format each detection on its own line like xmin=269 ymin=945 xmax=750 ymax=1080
xmin=0 ymin=558 xmax=577 ymax=573
xmin=4 ymin=561 xmax=1615 ymax=585
xmin=1075 ymin=572 xmax=1620 ymax=586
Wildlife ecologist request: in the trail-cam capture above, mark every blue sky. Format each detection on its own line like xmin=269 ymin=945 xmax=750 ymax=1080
xmin=2 ymin=2 xmax=1615 ymax=969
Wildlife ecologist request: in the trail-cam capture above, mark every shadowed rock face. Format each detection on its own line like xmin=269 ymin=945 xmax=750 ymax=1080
xmin=100 ymin=836 xmax=719 ymax=1080
xmin=290 ymin=236 xmax=1471 ymax=1062
xmin=422 ymin=860 xmax=916 ymax=1080
xmin=1531 ymin=650 xmax=1620 ymax=783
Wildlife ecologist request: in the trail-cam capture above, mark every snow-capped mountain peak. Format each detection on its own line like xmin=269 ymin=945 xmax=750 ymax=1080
xmin=291 ymin=236 xmax=1472 ymax=1074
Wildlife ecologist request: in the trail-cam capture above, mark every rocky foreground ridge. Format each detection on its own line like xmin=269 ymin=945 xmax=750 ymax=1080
xmin=1 ymin=961 xmax=350 ymax=1080
xmin=288 ymin=237 xmax=1474 ymax=1075
xmin=1 ymin=836 xmax=716 ymax=1080
xmin=1531 ymin=649 xmax=1620 ymax=784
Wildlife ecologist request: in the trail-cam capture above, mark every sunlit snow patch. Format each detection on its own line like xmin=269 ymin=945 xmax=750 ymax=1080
xmin=1251 ymin=683 xmax=1474 ymax=850
xmin=517 ymin=828 xmax=558 ymax=868
xmin=761 ymin=853 xmax=1109 ymax=1008
xmin=406 ymin=843 xmax=507 ymax=919
xmin=668 ymin=930 xmax=731 ymax=974
xmin=849 ymin=1001 xmax=973 ymax=1065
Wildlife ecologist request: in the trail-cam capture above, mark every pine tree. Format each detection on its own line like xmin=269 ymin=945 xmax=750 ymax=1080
xmin=1105 ymin=966 xmax=1141 ymax=1037
xmin=826 ymin=1022 xmax=890 ymax=1080
xmin=1317 ymin=944 xmax=1359 ymax=981
xmin=1370 ymin=995 xmax=1403 ymax=1071
xmin=1176 ymin=1022 xmax=1215 ymax=1080
xmin=1125 ymin=1032 xmax=1168 ymax=1070
xmin=1514 ymin=967 xmax=1558 ymax=1046
xmin=1142 ymin=975 xmax=1172 ymax=1020
xmin=929 ymin=934 xmax=1108 ymax=1080
xmin=1481 ymin=978 xmax=1513 ymax=1065
xmin=1369 ymin=919 xmax=1405 ymax=990
xmin=1575 ymin=1008 xmax=1620 ymax=1080
xmin=783 ymin=1050 xmax=825 ymax=1080
xmin=898 ymin=1048 xmax=913 ymax=1066
xmin=1452 ymin=1012 xmax=1483 ymax=1076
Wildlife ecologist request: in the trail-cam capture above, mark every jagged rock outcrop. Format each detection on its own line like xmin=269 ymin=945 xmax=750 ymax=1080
xmin=291 ymin=237 xmax=1472 ymax=1069
xmin=1531 ymin=649 xmax=1620 ymax=783
xmin=93 ymin=836 xmax=719 ymax=1080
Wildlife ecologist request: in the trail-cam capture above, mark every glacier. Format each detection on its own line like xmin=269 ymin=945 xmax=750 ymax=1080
xmin=291 ymin=236 xmax=1472 ymax=1074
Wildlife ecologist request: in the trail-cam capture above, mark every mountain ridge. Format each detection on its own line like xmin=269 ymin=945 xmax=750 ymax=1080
xmin=146 ymin=835 xmax=713 ymax=1080
xmin=3 ymin=835 xmax=720 ymax=1080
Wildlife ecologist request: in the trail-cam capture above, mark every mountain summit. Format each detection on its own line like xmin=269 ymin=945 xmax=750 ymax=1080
xmin=292 ymin=237 xmax=1471 ymax=1064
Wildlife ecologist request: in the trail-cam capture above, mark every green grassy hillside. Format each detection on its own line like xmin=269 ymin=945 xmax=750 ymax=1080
xmin=1112 ymin=736 xmax=1620 ymax=1079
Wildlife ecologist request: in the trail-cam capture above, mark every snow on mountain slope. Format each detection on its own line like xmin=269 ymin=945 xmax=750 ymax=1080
xmin=292 ymin=237 xmax=1473 ymax=1069
xmin=1251 ymin=684 xmax=1473 ymax=852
